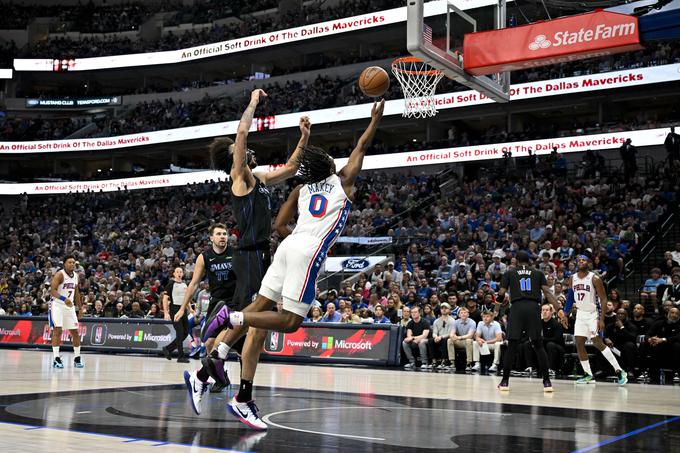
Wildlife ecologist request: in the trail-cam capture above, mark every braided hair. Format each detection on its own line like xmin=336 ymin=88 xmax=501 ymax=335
xmin=296 ymin=145 xmax=336 ymax=184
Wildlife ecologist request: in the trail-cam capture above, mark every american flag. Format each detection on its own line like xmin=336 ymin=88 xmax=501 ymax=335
xmin=424 ymin=24 xmax=433 ymax=45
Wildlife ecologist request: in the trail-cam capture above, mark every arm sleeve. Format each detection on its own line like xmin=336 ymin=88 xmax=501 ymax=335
xmin=564 ymin=288 xmax=575 ymax=313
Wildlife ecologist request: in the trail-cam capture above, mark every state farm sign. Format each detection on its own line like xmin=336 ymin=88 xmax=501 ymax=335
xmin=464 ymin=11 xmax=643 ymax=75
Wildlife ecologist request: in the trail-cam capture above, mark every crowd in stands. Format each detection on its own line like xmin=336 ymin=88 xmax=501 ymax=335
xmin=0 ymin=115 xmax=88 ymax=141
xmin=0 ymin=1 xmax=175 ymax=32
xmin=1 ymin=153 xmax=677 ymax=381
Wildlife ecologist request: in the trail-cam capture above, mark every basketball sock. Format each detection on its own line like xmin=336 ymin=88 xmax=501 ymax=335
xmin=230 ymin=312 xmax=244 ymax=326
xmin=196 ymin=366 xmax=210 ymax=382
xmin=236 ymin=379 xmax=253 ymax=403
xmin=601 ymin=346 xmax=621 ymax=372
xmin=502 ymin=340 xmax=518 ymax=381
xmin=73 ymin=346 xmax=80 ymax=357
xmin=580 ymin=360 xmax=593 ymax=376
xmin=217 ymin=342 xmax=231 ymax=360
xmin=52 ymin=346 xmax=60 ymax=359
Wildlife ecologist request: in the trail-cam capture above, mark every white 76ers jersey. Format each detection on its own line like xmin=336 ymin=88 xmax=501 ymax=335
xmin=293 ymin=174 xmax=351 ymax=245
xmin=572 ymin=271 xmax=598 ymax=313
xmin=54 ymin=269 xmax=78 ymax=303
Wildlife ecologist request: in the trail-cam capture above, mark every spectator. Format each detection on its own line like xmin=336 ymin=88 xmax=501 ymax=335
xmin=373 ymin=305 xmax=390 ymax=324
xmin=358 ymin=308 xmax=374 ymax=324
xmin=604 ymin=308 xmax=639 ymax=379
xmin=641 ymin=268 xmax=668 ymax=314
xmin=631 ymin=303 xmax=652 ymax=336
xmin=129 ymin=301 xmax=145 ymax=318
xmin=306 ymin=306 xmax=323 ymax=323
xmin=399 ymin=304 xmax=411 ymax=328
xmin=422 ymin=304 xmax=436 ymax=326
xmin=619 ymin=138 xmax=638 ymax=180
xmin=660 ymin=251 xmax=680 ymax=278
xmin=430 ymin=302 xmax=455 ymax=369
xmin=664 ymin=126 xmax=680 ymax=165
xmin=472 ymin=310 xmax=502 ymax=373
xmin=402 ymin=306 xmax=431 ymax=370
xmin=18 ymin=303 xmax=32 ymax=316
xmin=321 ymin=302 xmax=341 ymax=323
xmin=661 ymin=273 xmax=680 ymax=307
xmin=640 ymin=307 xmax=680 ymax=384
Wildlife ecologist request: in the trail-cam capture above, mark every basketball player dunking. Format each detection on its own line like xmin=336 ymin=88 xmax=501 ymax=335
xmin=200 ymin=99 xmax=385 ymax=429
xmin=496 ymin=251 xmax=561 ymax=392
xmin=566 ymin=254 xmax=627 ymax=385
xmin=49 ymin=255 xmax=84 ymax=369
xmin=177 ymin=89 xmax=311 ymax=414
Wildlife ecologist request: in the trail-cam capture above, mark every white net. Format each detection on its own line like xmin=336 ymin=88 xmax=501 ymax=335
xmin=391 ymin=57 xmax=445 ymax=118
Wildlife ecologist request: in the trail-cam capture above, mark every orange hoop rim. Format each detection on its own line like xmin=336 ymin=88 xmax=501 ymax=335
xmin=391 ymin=56 xmax=443 ymax=76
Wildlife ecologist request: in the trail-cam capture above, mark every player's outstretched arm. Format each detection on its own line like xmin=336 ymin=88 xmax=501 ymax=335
xmin=255 ymin=117 xmax=311 ymax=186
xmin=339 ymin=99 xmax=385 ymax=191
xmin=541 ymin=284 xmax=560 ymax=313
xmin=174 ymin=255 xmax=206 ymax=322
xmin=274 ymin=185 xmax=301 ymax=239
xmin=231 ymin=89 xmax=266 ymax=189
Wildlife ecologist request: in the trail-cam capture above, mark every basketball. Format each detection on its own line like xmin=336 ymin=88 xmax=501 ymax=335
xmin=358 ymin=66 xmax=390 ymax=97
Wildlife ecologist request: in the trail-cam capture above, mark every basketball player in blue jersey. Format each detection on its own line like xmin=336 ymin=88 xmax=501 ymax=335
xmin=177 ymin=89 xmax=312 ymax=412
xmin=49 ymin=255 xmax=84 ymax=369
xmin=201 ymin=98 xmax=385 ymax=429
xmin=565 ymin=254 xmax=627 ymax=385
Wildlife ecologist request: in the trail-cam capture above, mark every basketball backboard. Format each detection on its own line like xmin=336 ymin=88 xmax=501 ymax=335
xmin=407 ymin=0 xmax=510 ymax=103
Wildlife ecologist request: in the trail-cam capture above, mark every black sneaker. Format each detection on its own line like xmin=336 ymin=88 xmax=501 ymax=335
xmin=202 ymin=356 xmax=230 ymax=387
xmin=163 ymin=349 xmax=171 ymax=360
xmin=211 ymin=381 xmax=227 ymax=393
xmin=52 ymin=356 xmax=64 ymax=369
xmin=74 ymin=356 xmax=84 ymax=368
xmin=543 ymin=378 xmax=554 ymax=393
xmin=497 ymin=378 xmax=509 ymax=391
xmin=177 ymin=357 xmax=190 ymax=363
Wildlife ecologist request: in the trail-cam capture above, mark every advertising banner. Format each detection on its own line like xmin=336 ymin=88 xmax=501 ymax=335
xmin=0 ymin=127 xmax=670 ymax=195
xmin=262 ymin=323 xmax=401 ymax=365
xmin=335 ymin=236 xmax=393 ymax=245
xmin=0 ymin=316 xmax=175 ymax=352
xmin=324 ymin=256 xmax=389 ymax=273
xmin=464 ymin=11 xmax=643 ymax=75
xmin=25 ymin=96 xmax=122 ymax=108
xmin=13 ymin=1 xmax=502 ymax=72
xmin=1 ymin=63 xmax=678 ymax=155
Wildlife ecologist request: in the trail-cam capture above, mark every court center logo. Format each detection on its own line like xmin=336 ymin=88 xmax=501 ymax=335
xmin=528 ymin=35 xmax=551 ymax=50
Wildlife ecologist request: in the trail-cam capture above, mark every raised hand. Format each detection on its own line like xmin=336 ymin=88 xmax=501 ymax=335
xmin=299 ymin=116 xmax=311 ymax=136
xmin=250 ymin=89 xmax=268 ymax=104
xmin=371 ymin=98 xmax=385 ymax=120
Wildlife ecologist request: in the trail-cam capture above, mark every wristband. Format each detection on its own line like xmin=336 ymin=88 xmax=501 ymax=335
xmin=59 ymin=295 xmax=66 ymax=301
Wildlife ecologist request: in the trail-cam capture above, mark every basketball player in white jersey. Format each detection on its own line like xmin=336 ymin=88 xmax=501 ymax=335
xmin=49 ymin=255 xmax=83 ymax=369
xmin=566 ymin=254 xmax=627 ymax=385
xmin=201 ymin=99 xmax=385 ymax=429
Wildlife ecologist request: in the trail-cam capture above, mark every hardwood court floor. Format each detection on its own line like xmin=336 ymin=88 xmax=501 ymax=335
xmin=0 ymin=349 xmax=678 ymax=452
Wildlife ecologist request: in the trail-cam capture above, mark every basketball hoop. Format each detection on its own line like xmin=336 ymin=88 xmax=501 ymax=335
xmin=391 ymin=56 xmax=445 ymax=118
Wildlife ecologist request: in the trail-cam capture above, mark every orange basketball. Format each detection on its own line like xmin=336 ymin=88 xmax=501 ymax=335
xmin=358 ymin=66 xmax=390 ymax=97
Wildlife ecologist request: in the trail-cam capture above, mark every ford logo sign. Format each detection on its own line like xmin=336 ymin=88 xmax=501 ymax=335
xmin=342 ymin=258 xmax=369 ymax=270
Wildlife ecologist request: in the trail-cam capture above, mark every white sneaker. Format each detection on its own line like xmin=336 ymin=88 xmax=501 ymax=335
xmin=471 ymin=362 xmax=481 ymax=372
xmin=488 ymin=364 xmax=498 ymax=373
xmin=404 ymin=362 xmax=416 ymax=369
xmin=184 ymin=370 xmax=209 ymax=415
xmin=228 ymin=397 xmax=268 ymax=431
xmin=420 ymin=363 xmax=432 ymax=370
